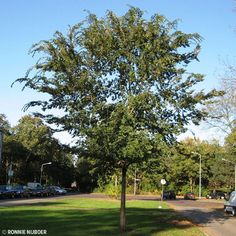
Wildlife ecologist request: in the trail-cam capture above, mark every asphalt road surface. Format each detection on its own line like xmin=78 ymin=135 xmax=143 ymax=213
xmin=167 ymin=199 xmax=236 ymax=236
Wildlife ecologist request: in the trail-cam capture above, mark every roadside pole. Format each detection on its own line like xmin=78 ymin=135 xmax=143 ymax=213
xmin=160 ymin=179 xmax=166 ymax=201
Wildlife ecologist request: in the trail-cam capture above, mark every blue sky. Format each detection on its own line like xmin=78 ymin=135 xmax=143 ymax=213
xmin=1 ymin=0 xmax=236 ymax=142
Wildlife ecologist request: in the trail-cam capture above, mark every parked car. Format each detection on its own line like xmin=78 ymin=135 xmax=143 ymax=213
xmin=0 ymin=185 xmax=6 ymax=198
xmin=30 ymin=187 xmax=49 ymax=197
xmin=13 ymin=185 xmax=31 ymax=198
xmin=53 ymin=186 xmax=67 ymax=195
xmin=163 ymin=190 xmax=176 ymax=200
xmin=184 ymin=192 xmax=195 ymax=200
xmin=206 ymin=191 xmax=226 ymax=200
xmin=224 ymin=191 xmax=236 ymax=216
xmin=0 ymin=185 xmax=16 ymax=199
xmin=27 ymin=182 xmax=42 ymax=189
xmin=45 ymin=186 xmax=57 ymax=196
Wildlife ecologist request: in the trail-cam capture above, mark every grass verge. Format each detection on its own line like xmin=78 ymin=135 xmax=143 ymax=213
xmin=0 ymin=197 xmax=205 ymax=236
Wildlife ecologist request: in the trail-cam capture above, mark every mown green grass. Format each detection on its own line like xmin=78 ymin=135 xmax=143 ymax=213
xmin=0 ymin=197 xmax=205 ymax=236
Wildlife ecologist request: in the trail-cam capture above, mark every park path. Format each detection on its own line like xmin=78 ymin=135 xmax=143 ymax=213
xmin=167 ymin=199 xmax=236 ymax=236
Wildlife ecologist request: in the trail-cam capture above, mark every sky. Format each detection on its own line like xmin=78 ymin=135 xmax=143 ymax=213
xmin=1 ymin=0 xmax=236 ymax=144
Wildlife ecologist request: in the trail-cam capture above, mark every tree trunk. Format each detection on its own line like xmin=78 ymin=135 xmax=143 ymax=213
xmin=190 ymin=177 xmax=193 ymax=192
xmin=120 ymin=166 xmax=127 ymax=234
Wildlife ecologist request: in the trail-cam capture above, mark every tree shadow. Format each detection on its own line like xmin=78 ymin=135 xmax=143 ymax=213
xmin=27 ymin=201 xmax=66 ymax=207
xmin=0 ymin=200 xmax=66 ymax=207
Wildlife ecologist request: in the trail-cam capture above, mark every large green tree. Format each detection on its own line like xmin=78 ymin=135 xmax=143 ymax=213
xmin=14 ymin=8 xmax=218 ymax=232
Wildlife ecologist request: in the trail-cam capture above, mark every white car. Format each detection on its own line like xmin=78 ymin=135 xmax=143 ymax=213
xmin=54 ymin=186 xmax=67 ymax=195
xmin=224 ymin=191 xmax=236 ymax=216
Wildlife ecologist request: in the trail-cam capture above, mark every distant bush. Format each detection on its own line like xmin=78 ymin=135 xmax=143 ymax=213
xmin=104 ymin=183 xmax=120 ymax=199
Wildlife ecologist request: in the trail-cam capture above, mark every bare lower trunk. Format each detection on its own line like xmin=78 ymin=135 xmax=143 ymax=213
xmin=120 ymin=166 xmax=127 ymax=234
xmin=190 ymin=177 xmax=193 ymax=192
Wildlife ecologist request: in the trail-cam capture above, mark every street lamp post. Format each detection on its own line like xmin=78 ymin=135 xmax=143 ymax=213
xmin=192 ymin=152 xmax=202 ymax=199
xmin=40 ymin=162 xmax=52 ymax=185
xmin=190 ymin=131 xmax=202 ymax=200
xmin=199 ymin=154 xmax=202 ymax=199
xmin=222 ymin=158 xmax=236 ymax=191
xmin=134 ymin=169 xmax=137 ymax=196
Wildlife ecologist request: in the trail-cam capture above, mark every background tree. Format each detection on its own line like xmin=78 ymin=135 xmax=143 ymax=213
xmin=13 ymin=115 xmax=54 ymax=182
xmin=5 ymin=115 xmax=74 ymax=185
xmin=0 ymin=114 xmax=13 ymax=184
xmin=170 ymin=138 xmax=223 ymax=195
xmin=75 ymin=156 xmax=100 ymax=193
xmin=220 ymin=62 xmax=236 ymax=88
xmin=2 ymin=135 xmax=28 ymax=184
xmin=0 ymin=114 xmax=11 ymax=132
xmin=205 ymin=79 xmax=236 ymax=134
xmin=171 ymin=139 xmax=201 ymax=193
xmin=14 ymin=7 xmax=219 ymax=233
xmin=222 ymin=128 xmax=236 ymax=190
xmin=200 ymin=140 xmax=224 ymax=192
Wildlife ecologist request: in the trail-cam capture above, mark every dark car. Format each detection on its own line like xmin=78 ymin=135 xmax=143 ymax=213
xmin=13 ymin=185 xmax=31 ymax=198
xmin=206 ymin=191 xmax=226 ymax=200
xmin=30 ymin=187 xmax=49 ymax=197
xmin=0 ymin=185 xmax=16 ymax=199
xmin=46 ymin=186 xmax=67 ymax=195
xmin=163 ymin=190 xmax=176 ymax=200
xmin=184 ymin=192 xmax=195 ymax=200
xmin=44 ymin=186 xmax=57 ymax=196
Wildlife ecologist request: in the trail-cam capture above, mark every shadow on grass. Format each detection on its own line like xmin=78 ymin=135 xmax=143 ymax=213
xmin=0 ymin=201 xmax=66 ymax=208
xmin=27 ymin=202 xmax=66 ymax=207
xmin=0 ymin=206 xmax=204 ymax=236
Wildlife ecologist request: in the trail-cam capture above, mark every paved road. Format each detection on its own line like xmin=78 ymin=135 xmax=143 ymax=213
xmin=167 ymin=199 xmax=236 ymax=236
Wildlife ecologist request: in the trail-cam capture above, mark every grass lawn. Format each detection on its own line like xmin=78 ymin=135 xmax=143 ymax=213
xmin=0 ymin=197 xmax=205 ymax=236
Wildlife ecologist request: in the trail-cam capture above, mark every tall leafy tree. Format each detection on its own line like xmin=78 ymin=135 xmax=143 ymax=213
xmin=0 ymin=114 xmax=11 ymax=132
xmin=14 ymin=8 xmax=219 ymax=232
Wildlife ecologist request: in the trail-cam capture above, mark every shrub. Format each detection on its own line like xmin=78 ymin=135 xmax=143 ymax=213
xmin=104 ymin=183 xmax=120 ymax=199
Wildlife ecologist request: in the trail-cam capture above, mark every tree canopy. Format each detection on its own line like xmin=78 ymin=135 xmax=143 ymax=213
xmin=14 ymin=7 xmax=219 ymax=232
